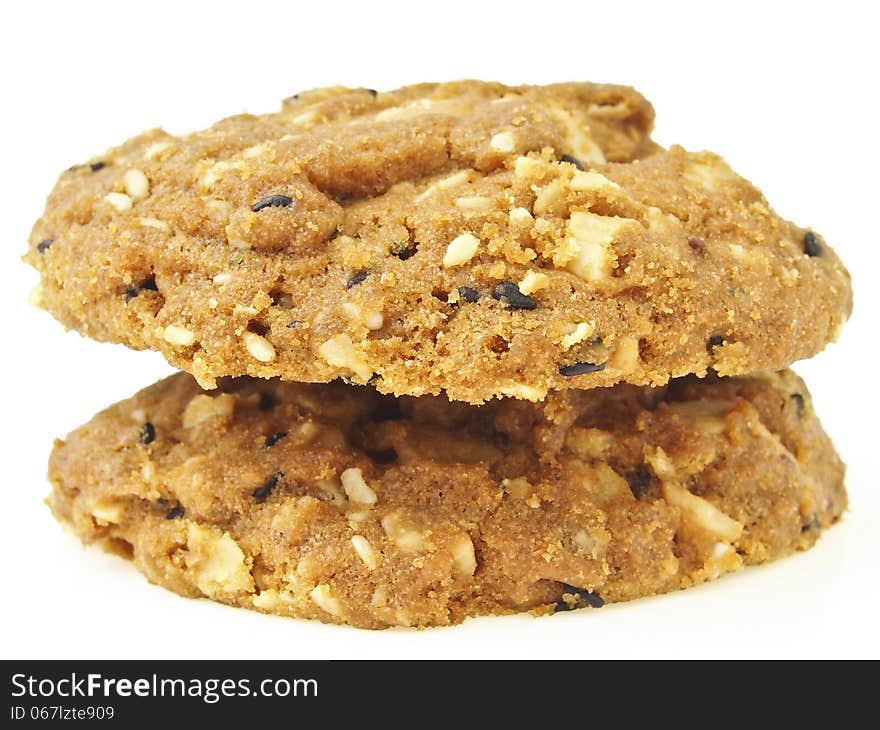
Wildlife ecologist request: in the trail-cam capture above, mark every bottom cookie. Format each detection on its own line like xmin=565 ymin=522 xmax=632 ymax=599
xmin=48 ymin=370 xmax=845 ymax=629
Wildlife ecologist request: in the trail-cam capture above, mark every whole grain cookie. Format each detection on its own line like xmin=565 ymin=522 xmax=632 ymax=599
xmin=25 ymin=81 xmax=851 ymax=403
xmin=48 ymin=370 xmax=845 ymax=629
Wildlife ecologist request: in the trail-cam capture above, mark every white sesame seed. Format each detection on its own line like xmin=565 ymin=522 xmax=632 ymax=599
xmin=138 ymin=217 xmax=171 ymax=232
xmin=242 ymin=331 xmax=276 ymax=363
xmin=212 ymin=271 xmax=232 ymax=285
xmin=455 ymin=196 xmax=493 ymax=211
xmin=340 ymin=467 xmax=377 ymax=505
xmin=162 ymin=325 xmax=195 ymax=346
xmin=104 ymin=192 xmax=132 ymax=211
xmin=442 ymin=233 xmax=480 ymax=268
xmin=490 ymin=131 xmax=516 ymax=152
xmin=350 ymin=535 xmax=379 ymax=570
xmin=123 ymin=169 xmax=150 ymax=199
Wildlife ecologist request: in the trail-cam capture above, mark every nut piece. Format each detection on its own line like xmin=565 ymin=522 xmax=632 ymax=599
xmin=570 ymin=170 xmax=620 ymax=192
xmin=318 ymin=334 xmax=373 ymax=380
xmin=350 ymin=535 xmax=379 ymax=570
xmin=123 ymin=169 xmax=150 ymax=199
xmin=162 ymin=325 xmax=195 ymax=347
xmin=91 ymin=499 xmax=124 ymax=525
xmin=661 ymin=481 xmax=744 ymax=542
xmin=509 ymin=206 xmax=534 ymax=226
xmin=559 ymin=321 xmax=596 ymax=351
xmin=449 ymin=534 xmax=477 ymax=576
xmin=340 ymin=467 xmax=378 ymax=505
xmin=608 ymin=335 xmax=639 ymax=373
xmin=309 ymin=584 xmax=342 ymax=617
xmin=381 ymin=512 xmax=426 ymax=553
xmin=498 ymin=382 xmax=547 ymax=401
xmin=104 ymin=192 xmax=132 ymax=211
xmin=184 ymin=524 xmax=254 ymax=597
xmin=242 ymin=331 xmax=277 ymax=363
xmin=518 ymin=271 xmax=549 ymax=296
xmin=558 ymin=211 xmax=635 ymax=282
xmin=501 ymin=476 xmax=533 ymax=499
xmin=182 ymin=392 xmax=236 ymax=428
xmin=443 ymin=233 xmax=480 ymax=268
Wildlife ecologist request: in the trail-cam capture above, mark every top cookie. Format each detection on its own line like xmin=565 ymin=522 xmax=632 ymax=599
xmin=26 ymin=80 xmax=851 ymax=403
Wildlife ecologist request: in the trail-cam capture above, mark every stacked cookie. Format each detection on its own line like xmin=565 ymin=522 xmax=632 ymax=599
xmin=26 ymin=81 xmax=851 ymax=629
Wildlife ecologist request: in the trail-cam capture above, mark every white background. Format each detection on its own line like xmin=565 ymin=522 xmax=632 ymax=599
xmin=2 ymin=0 xmax=877 ymax=659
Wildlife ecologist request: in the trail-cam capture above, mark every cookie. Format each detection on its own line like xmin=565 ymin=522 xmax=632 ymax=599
xmin=47 ymin=370 xmax=845 ymax=629
xmin=25 ymin=81 xmax=851 ymax=403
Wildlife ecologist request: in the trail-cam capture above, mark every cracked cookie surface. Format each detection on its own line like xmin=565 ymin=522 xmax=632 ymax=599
xmin=25 ymin=80 xmax=851 ymax=403
xmin=48 ymin=370 xmax=845 ymax=629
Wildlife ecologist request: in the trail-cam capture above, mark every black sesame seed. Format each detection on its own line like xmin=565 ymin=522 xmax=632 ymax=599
xmin=139 ymin=422 xmax=156 ymax=445
xmin=89 ymin=161 xmax=106 ymax=172
xmin=36 ymin=238 xmax=54 ymax=254
xmin=364 ymin=88 xmax=378 ymax=97
xmin=458 ymin=286 xmax=480 ymax=303
xmin=707 ymin=334 xmax=725 ymax=350
xmin=392 ymin=244 xmax=416 ymax=260
xmin=123 ymin=286 xmax=140 ymax=303
xmin=492 ymin=280 xmax=537 ymax=310
xmin=253 ymin=471 xmax=282 ymax=502
xmin=257 ymin=392 xmax=276 ymax=411
xmin=560 ymin=154 xmax=584 ymax=170
xmin=263 ymin=431 xmax=288 ymax=449
xmin=626 ymin=467 xmax=652 ymax=499
xmin=346 ymin=270 xmax=369 ymax=289
xmin=287 ymin=320 xmax=302 ymax=329
xmin=801 ymin=515 xmax=821 ymax=533
xmin=251 ymin=194 xmax=294 ymax=213
xmin=790 ymin=393 xmax=806 ymax=420
xmin=803 ymin=231 xmax=823 ymax=257
xmin=554 ymin=584 xmax=605 ymax=612
xmin=165 ymin=504 xmax=185 ymax=520
xmin=559 ymin=361 xmax=606 ymax=377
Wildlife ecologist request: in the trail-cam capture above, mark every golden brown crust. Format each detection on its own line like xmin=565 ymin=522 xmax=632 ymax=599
xmin=25 ymin=80 xmax=851 ymax=403
xmin=48 ymin=370 xmax=846 ymax=628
